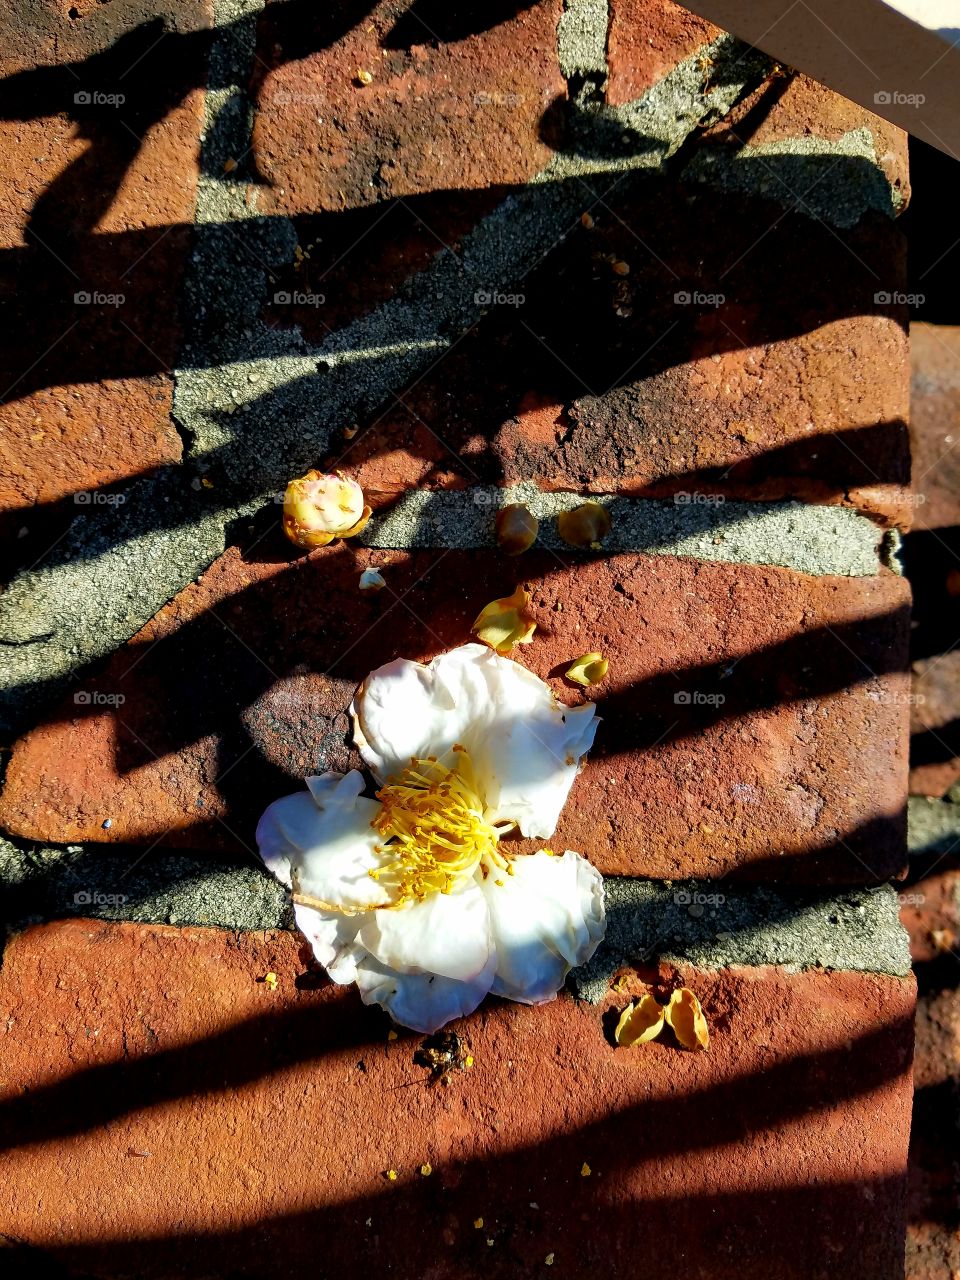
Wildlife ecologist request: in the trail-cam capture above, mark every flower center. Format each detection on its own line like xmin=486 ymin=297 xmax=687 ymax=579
xmin=372 ymin=750 xmax=511 ymax=904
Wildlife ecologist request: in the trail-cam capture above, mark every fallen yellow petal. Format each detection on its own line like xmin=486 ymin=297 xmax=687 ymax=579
xmin=387 ymin=1029 xmax=398 ymax=1041
xmin=614 ymin=994 xmax=665 ymax=1047
xmin=471 ymin=585 xmax=537 ymax=655
xmin=263 ymin=972 xmax=278 ymax=990
xmin=565 ymin=652 xmax=608 ymax=686
xmin=664 ymin=987 xmax=710 ymax=1051
xmin=580 ymin=1162 xmax=592 ymax=1177
xmin=474 ymin=1218 xmax=484 ymax=1229
xmin=386 ymin=1169 xmax=398 ymax=1181
xmin=420 ymin=1162 xmax=433 ymax=1177
xmin=545 ymin=1254 xmax=555 ymax=1266
xmin=557 ymin=502 xmax=611 ymax=549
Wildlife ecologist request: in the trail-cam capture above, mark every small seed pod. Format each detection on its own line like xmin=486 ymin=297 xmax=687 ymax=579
xmin=495 ymin=503 xmax=539 ymax=556
xmin=557 ymin=502 xmax=611 ymax=550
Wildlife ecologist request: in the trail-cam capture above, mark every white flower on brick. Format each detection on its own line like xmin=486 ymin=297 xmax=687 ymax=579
xmin=256 ymin=643 xmax=605 ymax=1032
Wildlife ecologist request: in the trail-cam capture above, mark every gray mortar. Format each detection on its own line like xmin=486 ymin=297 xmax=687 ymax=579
xmin=0 ymin=835 xmax=290 ymax=933
xmin=361 ymin=485 xmax=888 ymax=576
xmin=571 ymin=877 xmax=911 ymax=1000
xmin=683 ymin=127 xmax=897 ymax=229
xmin=0 ymin=475 xmax=234 ymax=732
xmin=908 ymin=787 xmax=960 ymax=858
xmin=0 ymin=835 xmax=910 ymax=985
xmin=557 ymin=0 xmax=609 ymax=84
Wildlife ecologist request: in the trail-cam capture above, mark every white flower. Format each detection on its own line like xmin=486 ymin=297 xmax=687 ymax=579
xmin=256 ymin=643 xmax=605 ymax=1033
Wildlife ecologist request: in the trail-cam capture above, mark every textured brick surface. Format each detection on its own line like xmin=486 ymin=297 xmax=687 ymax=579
xmin=901 ymin=853 xmax=960 ymax=1280
xmin=310 ymin=181 xmax=910 ymax=522
xmin=702 ymin=70 xmax=909 ymax=209
xmin=607 ymin=0 xmax=721 ymax=105
xmin=0 ymin=542 xmax=910 ymax=883
xmin=0 ymin=919 xmax=915 ymax=1280
xmin=906 ymin=324 xmax=960 ymax=797
xmin=0 ymin=2 xmax=210 ymax=533
xmin=250 ymin=0 xmax=565 ymax=216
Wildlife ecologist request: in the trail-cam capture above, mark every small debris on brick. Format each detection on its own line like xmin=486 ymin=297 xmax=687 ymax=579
xmin=474 ymin=1217 xmax=484 ymax=1229
xmin=471 ymin=585 xmax=536 ymax=655
xmin=495 ymin=503 xmax=539 ymax=556
xmin=356 ymin=68 xmax=374 ymax=85
xmin=359 ymin=568 xmax=386 ymax=592
xmin=664 ymin=987 xmax=710 ymax=1051
xmin=557 ymin=502 xmax=611 ymax=550
xmin=419 ymin=1162 xmax=432 ymax=1177
xmin=580 ymin=1162 xmax=592 ymax=1177
xmin=615 ymin=994 xmax=665 ymax=1047
xmin=565 ymin=653 xmax=608 ymax=687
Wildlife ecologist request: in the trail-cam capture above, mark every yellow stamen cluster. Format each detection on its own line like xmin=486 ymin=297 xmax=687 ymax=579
xmin=371 ymin=751 xmax=510 ymax=904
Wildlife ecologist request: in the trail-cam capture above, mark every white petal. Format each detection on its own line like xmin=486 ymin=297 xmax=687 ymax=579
xmin=256 ymin=769 xmax=390 ymax=911
xmin=292 ymin=903 xmax=364 ymax=982
xmin=476 ymin=694 xmax=597 ymax=839
xmin=353 ymin=643 xmax=597 ymax=837
xmin=357 ymin=883 xmax=493 ymax=981
xmin=483 ymin=851 xmax=606 ymax=1005
xmin=352 ymin=643 xmax=493 ymax=780
xmin=353 ymin=952 xmax=496 ymax=1033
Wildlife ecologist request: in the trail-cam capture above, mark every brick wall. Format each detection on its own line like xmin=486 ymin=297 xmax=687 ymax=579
xmin=0 ymin=2 xmax=916 ymax=1277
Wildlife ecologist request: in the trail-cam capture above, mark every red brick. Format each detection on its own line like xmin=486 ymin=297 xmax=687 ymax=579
xmin=0 ymin=3 xmax=211 ymax=530
xmin=900 ymin=855 xmax=960 ymax=1279
xmin=0 ymin=919 xmax=915 ymax=1280
xmin=306 ymin=181 xmax=911 ymax=524
xmin=905 ymin=325 xmax=960 ymax=796
xmin=250 ymin=0 xmax=566 ymax=216
xmin=908 ymin=324 xmax=960 ymax=534
xmin=607 ymin=0 xmax=722 ymax=106
xmin=0 ymin=543 xmax=910 ymax=884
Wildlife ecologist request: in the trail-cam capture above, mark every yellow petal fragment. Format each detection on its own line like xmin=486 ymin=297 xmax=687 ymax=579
xmin=471 ymin=585 xmax=537 ymax=655
xmin=565 ymin=652 xmax=608 ymax=687
xmin=386 ymin=1169 xmax=398 ymax=1181
xmin=545 ymin=1254 xmax=555 ymax=1266
xmin=263 ymin=971 xmax=278 ymax=990
xmin=614 ymin=994 xmax=665 ymax=1047
xmin=387 ymin=1029 xmax=398 ymax=1041
xmin=580 ymin=1162 xmax=592 ymax=1177
xmin=495 ymin=503 xmax=539 ymax=555
xmin=664 ymin=987 xmax=710 ymax=1052
xmin=557 ymin=502 xmax=611 ymax=549
xmin=474 ymin=1218 xmax=484 ymax=1229
xmin=420 ymin=1162 xmax=433 ymax=1177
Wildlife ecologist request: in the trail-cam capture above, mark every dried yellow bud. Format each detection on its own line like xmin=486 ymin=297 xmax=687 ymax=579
xmin=565 ymin=652 xmax=608 ymax=686
xmin=494 ymin=503 xmax=539 ymax=555
xmin=471 ymin=585 xmax=536 ymax=655
xmin=557 ymin=502 xmax=611 ymax=550
xmin=664 ymin=987 xmax=709 ymax=1051
xmin=614 ymin=994 xmax=665 ymax=1047
xmin=282 ymin=470 xmax=371 ymax=549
